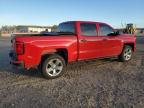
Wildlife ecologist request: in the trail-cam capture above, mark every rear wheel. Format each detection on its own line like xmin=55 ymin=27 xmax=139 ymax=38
xmin=118 ymin=45 xmax=133 ymax=62
xmin=42 ymin=54 xmax=66 ymax=79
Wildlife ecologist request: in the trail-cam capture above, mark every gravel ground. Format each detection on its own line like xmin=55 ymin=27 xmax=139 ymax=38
xmin=0 ymin=37 xmax=144 ymax=108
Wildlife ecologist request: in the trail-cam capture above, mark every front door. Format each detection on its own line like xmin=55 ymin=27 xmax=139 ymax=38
xmin=98 ymin=23 xmax=122 ymax=57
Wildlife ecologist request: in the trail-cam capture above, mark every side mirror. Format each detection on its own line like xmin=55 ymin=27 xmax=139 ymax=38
xmin=108 ymin=31 xmax=120 ymax=36
xmin=115 ymin=30 xmax=120 ymax=35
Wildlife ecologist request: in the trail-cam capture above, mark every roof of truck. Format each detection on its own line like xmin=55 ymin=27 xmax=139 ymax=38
xmin=60 ymin=21 xmax=114 ymax=29
xmin=60 ymin=21 xmax=111 ymax=25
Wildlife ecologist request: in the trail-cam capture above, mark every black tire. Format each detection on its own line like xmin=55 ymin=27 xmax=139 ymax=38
xmin=118 ymin=45 xmax=133 ymax=62
xmin=41 ymin=54 xmax=66 ymax=79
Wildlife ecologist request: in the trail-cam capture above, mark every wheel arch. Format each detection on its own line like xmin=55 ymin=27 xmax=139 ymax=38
xmin=123 ymin=43 xmax=135 ymax=52
xmin=40 ymin=48 xmax=68 ymax=65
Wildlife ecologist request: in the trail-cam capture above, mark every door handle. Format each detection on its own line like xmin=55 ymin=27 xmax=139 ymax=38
xmin=80 ymin=39 xmax=87 ymax=43
xmin=103 ymin=38 xmax=108 ymax=41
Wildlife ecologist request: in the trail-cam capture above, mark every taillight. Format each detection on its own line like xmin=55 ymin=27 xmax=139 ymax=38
xmin=16 ymin=42 xmax=24 ymax=55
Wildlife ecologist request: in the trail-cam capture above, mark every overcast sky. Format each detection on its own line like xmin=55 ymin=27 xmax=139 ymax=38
xmin=0 ymin=0 xmax=143 ymax=28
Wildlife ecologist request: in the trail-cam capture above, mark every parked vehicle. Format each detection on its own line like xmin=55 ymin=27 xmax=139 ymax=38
xmin=9 ymin=21 xmax=136 ymax=79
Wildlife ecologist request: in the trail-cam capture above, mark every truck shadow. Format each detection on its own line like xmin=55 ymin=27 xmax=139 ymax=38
xmin=1 ymin=58 xmax=119 ymax=79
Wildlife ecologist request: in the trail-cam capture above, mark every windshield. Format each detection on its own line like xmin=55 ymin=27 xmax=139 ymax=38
xmin=58 ymin=22 xmax=75 ymax=34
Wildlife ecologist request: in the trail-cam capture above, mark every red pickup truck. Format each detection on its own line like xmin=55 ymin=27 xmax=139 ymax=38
xmin=10 ymin=21 xmax=136 ymax=79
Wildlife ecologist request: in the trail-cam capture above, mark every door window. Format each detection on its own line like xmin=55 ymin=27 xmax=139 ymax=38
xmin=80 ymin=24 xmax=97 ymax=36
xmin=99 ymin=24 xmax=114 ymax=36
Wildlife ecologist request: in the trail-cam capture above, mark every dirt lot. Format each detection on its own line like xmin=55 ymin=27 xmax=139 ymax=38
xmin=0 ymin=37 xmax=144 ymax=108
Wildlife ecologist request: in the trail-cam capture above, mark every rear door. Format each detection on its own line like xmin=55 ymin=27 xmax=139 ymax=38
xmin=98 ymin=23 xmax=122 ymax=57
xmin=78 ymin=23 xmax=105 ymax=60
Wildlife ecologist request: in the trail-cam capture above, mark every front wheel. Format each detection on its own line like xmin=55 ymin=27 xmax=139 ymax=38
xmin=42 ymin=54 xmax=66 ymax=79
xmin=118 ymin=45 xmax=133 ymax=62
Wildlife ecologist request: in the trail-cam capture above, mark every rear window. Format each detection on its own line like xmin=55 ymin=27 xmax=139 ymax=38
xmin=58 ymin=22 xmax=75 ymax=34
xmin=80 ymin=24 xmax=97 ymax=36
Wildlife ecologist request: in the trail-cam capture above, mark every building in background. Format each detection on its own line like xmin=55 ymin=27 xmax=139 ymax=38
xmin=0 ymin=25 xmax=56 ymax=37
xmin=16 ymin=25 xmax=52 ymax=33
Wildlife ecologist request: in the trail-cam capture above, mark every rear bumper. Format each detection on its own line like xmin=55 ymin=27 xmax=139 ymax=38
xmin=9 ymin=50 xmax=24 ymax=69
